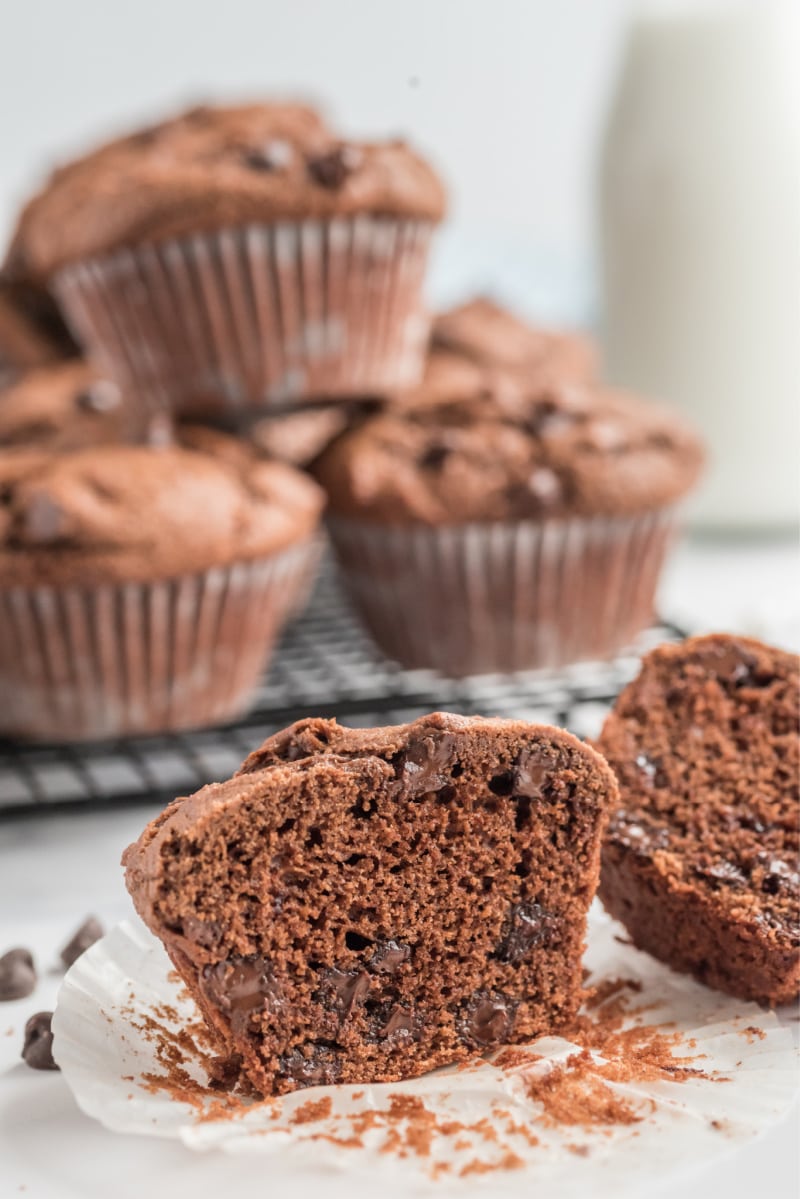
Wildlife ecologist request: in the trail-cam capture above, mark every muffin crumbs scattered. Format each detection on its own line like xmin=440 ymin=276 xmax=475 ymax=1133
xmin=117 ymin=974 xmax=735 ymax=1178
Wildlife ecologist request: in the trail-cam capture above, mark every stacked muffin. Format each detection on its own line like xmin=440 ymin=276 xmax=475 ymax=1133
xmin=0 ymin=99 xmax=449 ymax=740
xmin=1 ymin=97 xmax=702 ymax=740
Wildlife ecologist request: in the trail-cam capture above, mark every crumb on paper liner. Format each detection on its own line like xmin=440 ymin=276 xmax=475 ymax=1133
xmin=52 ymin=906 xmax=798 ymax=1195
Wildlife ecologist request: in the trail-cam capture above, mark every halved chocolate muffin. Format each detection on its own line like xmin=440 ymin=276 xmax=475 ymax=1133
xmin=123 ymin=712 xmax=616 ymax=1094
xmin=599 ymin=634 xmax=800 ymax=1005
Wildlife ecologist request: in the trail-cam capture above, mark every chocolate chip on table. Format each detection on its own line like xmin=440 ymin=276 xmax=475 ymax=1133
xmin=60 ymin=916 xmax=104 ymax=969
xmin=459 ymin=991 xmax=516 ymax=1047
xmin=307 ymin=143 xmax=363 ymax=189
xmin=22 ymin=1011 xmax=59 ymax=1071
xmin=243 ymin=138 xmax=293 ymax=172
xmin=0 ymin=947 xmax=36 ymax=1001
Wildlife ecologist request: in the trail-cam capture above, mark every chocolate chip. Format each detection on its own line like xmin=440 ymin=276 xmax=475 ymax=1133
xmin=395 ymin=733 xmax=457 ymax=797
xmin=512 ymin=747 xmax=554 ymax=799
xmin=419 ymin=443 xmax=451 ymax=470
xmin=496 ymin=902 xmax=559 ymax=964
xmin=580 ymin=420 xmax=628 ymax=452
xmin=22 ymin=1011 xmax=59 ymax=1071
xmin=243 ymin=138 xmax=293 ymax=172
xmin=182 ymin=914 xmax=224 ymax=950
xmin=307 ymin=144 xmax=363 ymax=189
xmin=610 ymin=815 xmax=671 ymax=853
xmin=696 ymin=861 xmax=749 ymax=888
xmin=0 ymin=948 xmax=36 ymax=1001
xmin=526 ymin=466 xmax=562 ymax=507
xmin=16 ymin=491 xmax=71 ymax=545
xmin=60 ymin=916 xmax=104 ymax=969
xmin=696 ymin=643 xmax=758 ymax=687
xmin=280 ymin=1043 xmax=342 ymax=1087
xmin=75 ymin=380 xmax=121 ymax=414
xmin=200 ymin=956 xmax=284 ymax=1033
xmin=317 ymin=966 xmax=370 ymax=1016
xmin=382 ymin=1005 xmax=420 ymax=1041
xmin=369 ymin=940 xmax=411 ymax=975
xmin=459 ymin=991 xmax=516 ymax=1047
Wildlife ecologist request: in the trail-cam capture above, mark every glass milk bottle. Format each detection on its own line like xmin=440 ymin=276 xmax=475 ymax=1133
xmin=598 ymin=0 xmax=800 ymax=529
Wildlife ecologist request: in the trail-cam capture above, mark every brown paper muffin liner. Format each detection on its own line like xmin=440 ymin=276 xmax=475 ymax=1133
xmin=0 ymin=539 xmax=318 ymax=742
xmin=54 ymin=218 xmax=434 ymax=421
xmin=327 ymin=511 xmax=678 ymax=677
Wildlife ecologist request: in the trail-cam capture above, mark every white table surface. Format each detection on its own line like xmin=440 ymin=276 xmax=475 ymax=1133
xmin=1 ymin=534 xmax=798 ymax=1199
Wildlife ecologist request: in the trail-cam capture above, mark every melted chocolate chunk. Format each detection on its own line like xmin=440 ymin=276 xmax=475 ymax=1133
xmin=182 ymin=913 xmax=224 ymax=950
xmin=0 ymin=947 xmax=36 ymax=1001
xmin=513 ymin=747 xmax=554 ymax=799
xmin=395 ymin=733 xmax=457 ymax=797
xmin=22 ymin=1011 xmax=59 ymax=1071
xmin=496 ymin=902 xmax=559 ymax=964
xmin=369 ymin=940 xmax=411 ymax=975
xmin=317 ymin=966 xmax=370 ymax=1016
xmin=75 ymin=380 xmax=120 ymax=413
xmin=695 ymin=642 xmax=758 ymax=687
xmin=280 ymin=1044 xmax=342 ymax=1088
xmin=459 ymin=991 xmax=516 ymax=1047
xmin=382 ymin=1005 xmax=420 ymax=1041
xmin=307 ymin=144 xmax=363 ymax=189
xmin=242 ymin=138 xmax=293 ymax=172
xmin=60 ymin=916 xmax=104 ymax=969
xmin=201 ymin=956 xmax=284 ymax=1033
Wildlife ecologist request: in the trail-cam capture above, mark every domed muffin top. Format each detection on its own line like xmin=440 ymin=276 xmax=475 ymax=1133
xmin=315 ymin=373 xmax=704 ymax=524
xmin=431 ymin=297 xmax=597 ymax=387
xmin=7 ymin=101 xmax=447 ymax=279
xmin=0 ymin=437 xmax=324 ymax=586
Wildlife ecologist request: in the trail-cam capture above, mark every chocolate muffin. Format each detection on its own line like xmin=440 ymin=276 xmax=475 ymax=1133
xmin=123 ymin=712 xmax=616 ymax=1095
xmin=315 ymin=376 xmax=704 ymax=675
xmin=0 ymin=440 xmax=324 ymax=740
xmin=598 ymin=634 xmax=799 ymax=1006
xmin=0 ymin=362 xmax=141 ymax=450
xmin=8 ymin=101 xmax=446 ymax=419
xmin=0 ymin=276 xmax=77 ymax=379
xmin=431 ymin=297 xmax=596 ymax=388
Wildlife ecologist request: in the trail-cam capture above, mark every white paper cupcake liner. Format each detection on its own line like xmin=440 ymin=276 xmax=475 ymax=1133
xmin=0 ymin=538 xmax=318 ymax=742
xmin=54 ymin=218 xmax=434 ymax=421
xmin=51 ymin=904 xmax=798 ymax=1197
xmin=327 ymin=510 xmax=678 ymax=677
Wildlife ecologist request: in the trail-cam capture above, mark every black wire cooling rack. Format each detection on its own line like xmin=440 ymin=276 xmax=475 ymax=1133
xmin=0 ymin=560 xmax=686 ymax=816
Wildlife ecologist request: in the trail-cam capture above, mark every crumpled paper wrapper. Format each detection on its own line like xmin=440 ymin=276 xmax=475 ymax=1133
xmin=52 ymin=906 xmax=798 ymax=1196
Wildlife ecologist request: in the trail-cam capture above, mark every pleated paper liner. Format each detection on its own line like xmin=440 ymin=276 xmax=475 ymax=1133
xmin=50 ymin=907 xmax=799 ymax=1193
xmin=54 ymin=217 xmax=434 ymax=422
xmin=0 ymin=538 xmax=319 ymax=742
xmin=327 ymin=510 xmax=678 ymax=677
